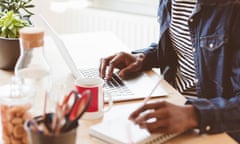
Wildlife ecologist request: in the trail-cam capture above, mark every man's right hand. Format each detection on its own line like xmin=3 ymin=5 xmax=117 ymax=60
xmin=99 ymin=51 xmax=146 ymax=80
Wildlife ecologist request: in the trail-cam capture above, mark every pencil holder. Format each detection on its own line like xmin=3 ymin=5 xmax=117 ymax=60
xmin=24 ymin=113 xmax=78 ymax=144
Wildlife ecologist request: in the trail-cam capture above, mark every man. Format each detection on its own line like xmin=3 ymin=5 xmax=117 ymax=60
xmin=99 ymin=0 xmax=240 ymax=142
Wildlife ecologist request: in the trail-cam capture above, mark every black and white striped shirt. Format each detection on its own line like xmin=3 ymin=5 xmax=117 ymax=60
xmin=169 ymin=0 xmax=197 ymax=96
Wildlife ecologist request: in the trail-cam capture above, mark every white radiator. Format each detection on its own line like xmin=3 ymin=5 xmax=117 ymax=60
xmin=41 ymin=7 xmax=159 ymax=50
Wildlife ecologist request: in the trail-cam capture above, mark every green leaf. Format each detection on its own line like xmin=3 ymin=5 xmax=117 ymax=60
xmin=0 ymin=0 xmax=35 ymax=16
xmin=0 ymin=10 xmax=30 ymax=38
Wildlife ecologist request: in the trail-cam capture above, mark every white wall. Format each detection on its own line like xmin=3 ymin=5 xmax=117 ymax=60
xmin=31 ymin=0 xmax=159 ymax=50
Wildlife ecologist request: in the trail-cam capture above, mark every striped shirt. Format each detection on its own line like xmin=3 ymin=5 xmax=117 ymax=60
xmin=169 ymin=0 xmax=197 ymax=96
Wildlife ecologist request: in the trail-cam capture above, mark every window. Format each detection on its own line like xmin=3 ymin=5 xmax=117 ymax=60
xmin=91 ymin=0 xmax=159 ymax=16
xmin=49 ymin=0 xmax=91 ymax=12
xmin=48 ymin=0 xmax=158 ymax=16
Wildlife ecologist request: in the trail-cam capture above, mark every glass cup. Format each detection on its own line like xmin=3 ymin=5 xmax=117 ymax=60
xmin=0 ymin=78 xmax=34 ymax=144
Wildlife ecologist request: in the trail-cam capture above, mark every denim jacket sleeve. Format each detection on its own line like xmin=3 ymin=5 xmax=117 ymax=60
xmin=131 ymin=42 xmax=160 ymax=70
xmin=187 ymin=48 xmax=240 ymax=134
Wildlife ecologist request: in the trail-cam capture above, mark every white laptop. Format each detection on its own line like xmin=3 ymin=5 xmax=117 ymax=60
xmin=47 ymin=29 xmax=167 ymax=102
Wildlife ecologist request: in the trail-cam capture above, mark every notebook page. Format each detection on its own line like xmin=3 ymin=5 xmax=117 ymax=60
xmin=89 ymin=102 xmax=180 ymax=144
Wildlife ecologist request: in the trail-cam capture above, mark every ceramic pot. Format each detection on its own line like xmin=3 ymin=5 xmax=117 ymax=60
xmin=0 ymin=37 xmax=20 ymax=70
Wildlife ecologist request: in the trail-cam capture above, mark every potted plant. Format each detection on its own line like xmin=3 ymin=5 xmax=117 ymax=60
xmin=0 ymin=0 xmax=34 ymax=70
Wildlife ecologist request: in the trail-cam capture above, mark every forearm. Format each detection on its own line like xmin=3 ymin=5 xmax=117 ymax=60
xmin=184 ymin=105 xmax=199 ymax=130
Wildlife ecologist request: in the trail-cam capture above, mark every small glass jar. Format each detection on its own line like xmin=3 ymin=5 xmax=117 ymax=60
xmin=0 ymin=77 xmax=34 ymax=144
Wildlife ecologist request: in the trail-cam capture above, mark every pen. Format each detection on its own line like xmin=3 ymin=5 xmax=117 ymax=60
xmin=43 ymin=92 xmax=48 ymax=120
xmin=126 ymin=122 xmax=135 ymax=144
xmin=28 ymin=119 xmax=40 ymax=133
xmin=143 ymin=66 xmax=170 ymax=104
xmin=39 ymin=122 xmax=51 ymax=135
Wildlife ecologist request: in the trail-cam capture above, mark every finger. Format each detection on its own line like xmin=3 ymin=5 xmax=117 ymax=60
xmin=149 ymin=123 xmax=176 ymax=134
xmin=106 ymin=53 xmax=125 ymax=79
xmin=148 ymin=125 xmax=169 ymax=134
xmin=134 ymin=115 xmax=170 ymax=133
xmin=128 ymin=104 xmax=147 ymax=120
xmin=107 ymin=59 xmax=117 ymax=80
xmin=134 ymin=108 xmax=168 ymax=125
xmin=136 ymin=117 xmax=170 ymax=134
xmin=129 ymin=101 xmax=167 ymax=120
xmin=144 ymin=118 xmax=169 ymax=131
xmin=99 ymin=55 xmax=116 ymax=78
xmin=146 ymin=109 xmax=169 ymax=121
xmin=99 ymin=58 xmax=106 ymax=78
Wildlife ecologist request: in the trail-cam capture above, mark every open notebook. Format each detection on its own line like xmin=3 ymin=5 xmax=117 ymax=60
xmin=89 ymin=102 xmax=181 ymax=144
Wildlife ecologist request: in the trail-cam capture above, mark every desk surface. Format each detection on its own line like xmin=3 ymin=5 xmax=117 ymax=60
xmin=0 ymin=32 xmax=237 ymax=144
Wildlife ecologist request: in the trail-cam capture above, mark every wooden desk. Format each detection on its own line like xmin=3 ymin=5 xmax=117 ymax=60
xmin=0 ymin=32 xmax=237 ymax=144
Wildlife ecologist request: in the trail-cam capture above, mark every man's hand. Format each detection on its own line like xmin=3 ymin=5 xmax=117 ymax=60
xmin=99 ymin=52 xmax=145 ymax=80
xmin=128 ymin=101 xmax=199 ymax=134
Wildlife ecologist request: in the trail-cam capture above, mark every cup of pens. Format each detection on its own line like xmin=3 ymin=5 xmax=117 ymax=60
xmin=24 ymin=90 xmax=92 ymax=144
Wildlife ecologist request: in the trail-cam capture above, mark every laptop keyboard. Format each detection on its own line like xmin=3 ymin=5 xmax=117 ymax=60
xmin=79 ymin=68 xmax=134 ymax=97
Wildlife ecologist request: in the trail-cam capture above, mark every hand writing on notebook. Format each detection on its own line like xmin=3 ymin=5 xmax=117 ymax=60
xmin=99 ymin=52 xmax=146 ymax=80
xmin=128 ymin=101 xmax=199 ymax=134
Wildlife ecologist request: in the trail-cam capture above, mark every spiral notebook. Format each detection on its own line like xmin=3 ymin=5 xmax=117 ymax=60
xmin=89 ymin=103 xmax=181 ymax=144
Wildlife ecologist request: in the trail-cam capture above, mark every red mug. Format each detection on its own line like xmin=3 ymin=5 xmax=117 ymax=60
xmin=75 ymin=77 xmax=112 ymax=119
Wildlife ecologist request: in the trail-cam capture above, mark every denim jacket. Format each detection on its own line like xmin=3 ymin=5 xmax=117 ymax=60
xmin=136 ymin=0 xmax=240 ymax=140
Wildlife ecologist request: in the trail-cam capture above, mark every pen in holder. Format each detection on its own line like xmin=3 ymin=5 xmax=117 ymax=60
xmin=24 ymin=90 xmax=91 ymax=144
